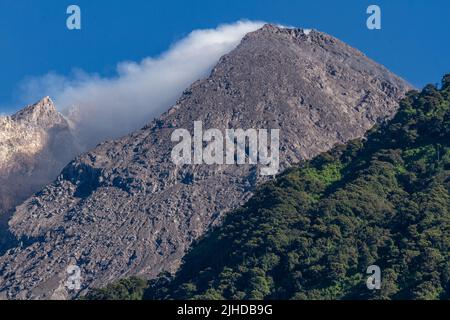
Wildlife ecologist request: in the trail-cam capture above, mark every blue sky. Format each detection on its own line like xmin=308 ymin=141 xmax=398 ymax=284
xmin=0 ymin=0 xmax=449 ymax=113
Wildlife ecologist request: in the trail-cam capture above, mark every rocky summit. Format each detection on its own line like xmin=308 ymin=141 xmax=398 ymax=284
xmin=0 ymin=97 xmax=79 ymax=248
xmin=0 ymin=25 xmax=412 ymax=299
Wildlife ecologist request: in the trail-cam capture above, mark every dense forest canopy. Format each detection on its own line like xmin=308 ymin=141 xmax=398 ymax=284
xmin=86 ymin=75 xmax=450 ymax=300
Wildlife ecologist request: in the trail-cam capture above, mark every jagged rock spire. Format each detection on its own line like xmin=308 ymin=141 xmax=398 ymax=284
xmin=11 ymin=96 xmax=64 ymax=126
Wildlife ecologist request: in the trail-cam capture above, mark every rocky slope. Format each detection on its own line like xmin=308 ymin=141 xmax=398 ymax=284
xmin=0 ymin=97 xmax=79 ymax=247
xmin=89 ymin=76 xmax=450 ymax=300
xmin=0 ymin=25 xmax=412 ymax=299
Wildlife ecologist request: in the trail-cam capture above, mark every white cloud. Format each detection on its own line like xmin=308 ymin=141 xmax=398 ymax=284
xmin=20 ymin=20 xmax=264 ymax=148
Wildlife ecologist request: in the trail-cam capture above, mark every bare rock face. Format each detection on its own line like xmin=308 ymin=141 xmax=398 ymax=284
xmin=0 ymin=25 xmax=412 ymax=299
xmin=0 ymin=97 xmax=80 ymax=247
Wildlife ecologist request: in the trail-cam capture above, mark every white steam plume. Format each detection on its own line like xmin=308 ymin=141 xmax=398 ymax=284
xmin=20 ymin=21 xmax=264 ymax=148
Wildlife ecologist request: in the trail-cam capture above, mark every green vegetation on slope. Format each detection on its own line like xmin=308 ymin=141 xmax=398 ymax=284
xmin=83 ymin=277 xmax=147 ymax=300
xmin=86 ymin=75 xmax=450 ymax=300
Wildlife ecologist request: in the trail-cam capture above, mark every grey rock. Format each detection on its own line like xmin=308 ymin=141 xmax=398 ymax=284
xmin=0 ymin=25 xmax=412 ymax=299
xmin=0 ymin=97 xmax=80 ymax=249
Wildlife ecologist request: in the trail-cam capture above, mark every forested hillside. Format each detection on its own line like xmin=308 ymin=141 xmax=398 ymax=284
xmin=87 ymin=75 xmax=450 ymax=300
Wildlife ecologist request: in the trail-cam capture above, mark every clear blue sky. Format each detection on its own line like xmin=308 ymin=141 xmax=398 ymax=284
xmin=0 ymin=0 xmax=449 ymax=112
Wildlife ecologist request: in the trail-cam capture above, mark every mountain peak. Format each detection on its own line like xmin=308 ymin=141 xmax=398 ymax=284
xmin=236 ymin=24 xmax=367 ymax=63
xmin=39 ymin=96 xmax=54 ymax=107
xmin=11 ymin=96 xmax=63 ymax=126
xmin=0 ymin=26 xmax=413 ymax=299
xmin=259 ymin=23 xmax=313 ymax=35
xmin=0 ymin=95 xmax=80 ymax=226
